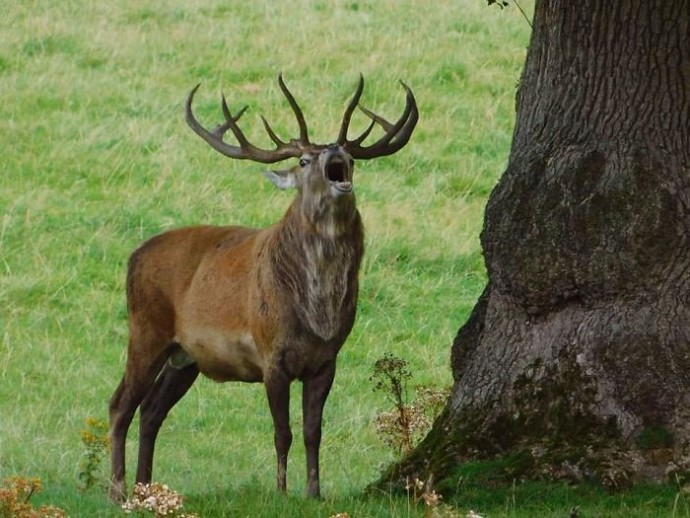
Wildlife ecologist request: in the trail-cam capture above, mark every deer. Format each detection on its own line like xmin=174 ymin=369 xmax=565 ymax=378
xmin=108 ymin=74 xmax=418 ymax=502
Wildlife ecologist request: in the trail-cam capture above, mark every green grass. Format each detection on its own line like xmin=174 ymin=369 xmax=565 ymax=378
xmin=3 ymin=0 xmax=685 ymax=516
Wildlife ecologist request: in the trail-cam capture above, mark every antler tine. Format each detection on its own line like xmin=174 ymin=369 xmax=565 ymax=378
xmin=336 ymin=74 xmax=365 ymax=145
xmin=185 ymin=83 xmax=304 ymax=164
xmin=210 ymin=107 xmax=246 ymax=141
xmin=348 ymin=118 xmax=376 ymax=147
xmin=260 ymin=115 xmax=289 ymax=147
xmin=345 ymin=80 xmax=418 ymax=160
xmin=358 ymin=105 xmax=393 ymax=132
xmin=277 ymin=74 xmax=310 ymax=145
xmin=216 ymin=94 xmax=249 ymax=141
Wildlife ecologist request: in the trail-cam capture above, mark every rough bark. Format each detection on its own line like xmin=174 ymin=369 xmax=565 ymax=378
xmin=382 ymin=0 xmax=690 ymax=491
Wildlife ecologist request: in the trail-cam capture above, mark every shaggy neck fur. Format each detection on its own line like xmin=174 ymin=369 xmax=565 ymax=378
xmin=271 ymin=196 xmax=364 ymax=341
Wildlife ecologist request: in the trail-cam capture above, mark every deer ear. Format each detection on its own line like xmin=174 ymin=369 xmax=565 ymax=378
xmin=263 ymin=169 xmax=297 ymax=190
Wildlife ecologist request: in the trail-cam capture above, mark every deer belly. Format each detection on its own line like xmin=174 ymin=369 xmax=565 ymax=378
xmin=174 ymin=328 xmax=265 ymax=382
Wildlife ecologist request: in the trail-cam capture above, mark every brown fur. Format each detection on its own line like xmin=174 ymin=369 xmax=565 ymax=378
xmin=109 ymin=152 xmax=364 ymax=501
xmin=109 ymin=77 xmax=416 ymax=501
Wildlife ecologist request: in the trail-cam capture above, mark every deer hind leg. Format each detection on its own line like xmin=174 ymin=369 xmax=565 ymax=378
xmin=108 ymin=328 xmax=170 ymax=503
xmin=302 ymin=361 xmax=336 ymax=499
xmin=265 ymin=368 xmax=293 ymax=493
xmin=136 ymin=359 xmax=199 ymax=485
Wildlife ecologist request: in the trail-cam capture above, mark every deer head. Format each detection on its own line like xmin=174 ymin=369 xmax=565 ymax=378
xmin=184 ymin=75 xmax=418 ymax=226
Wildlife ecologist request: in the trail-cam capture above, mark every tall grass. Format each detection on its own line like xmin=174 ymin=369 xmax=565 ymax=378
xmin=7 ymin=1 xmax=678 ymax=517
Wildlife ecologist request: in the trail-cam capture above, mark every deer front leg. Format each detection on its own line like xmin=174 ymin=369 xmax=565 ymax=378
xmin=265 ymin=369 xmax=293 ymax=493
xmin=302 ymin=361 xmax=336 ymax=498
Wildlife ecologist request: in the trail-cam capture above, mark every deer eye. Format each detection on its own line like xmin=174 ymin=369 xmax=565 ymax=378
xmin=299 ymin=157 xmax=311 ymax=167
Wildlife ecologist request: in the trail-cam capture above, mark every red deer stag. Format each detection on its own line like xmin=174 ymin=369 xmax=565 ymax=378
xmin=108 ymin=75 xmax=418 ymax=501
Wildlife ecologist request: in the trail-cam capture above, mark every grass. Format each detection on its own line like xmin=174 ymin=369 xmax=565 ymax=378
xmin=2 ymin=0 xmax=686 ymax=516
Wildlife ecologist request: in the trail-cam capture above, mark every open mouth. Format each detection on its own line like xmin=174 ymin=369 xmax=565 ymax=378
xmin=326 ymin=157 xmax=353 ymax=193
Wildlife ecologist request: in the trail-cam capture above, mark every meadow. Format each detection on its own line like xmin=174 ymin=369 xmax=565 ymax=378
xmin=3 ymin=0 xmax=688 ymax=516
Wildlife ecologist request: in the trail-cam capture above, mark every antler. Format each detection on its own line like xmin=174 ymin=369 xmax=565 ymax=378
xmin=185 ymin=75 xmax=310 ymax=164
xmin=337 ymin=76 xmax=419 ymax=160
xmin=186 ymin=75 xmax=418 ymax=163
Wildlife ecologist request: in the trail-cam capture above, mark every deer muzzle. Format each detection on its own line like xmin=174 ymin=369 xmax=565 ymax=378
xmin=324 ymin=150 xmax=353 ymax=196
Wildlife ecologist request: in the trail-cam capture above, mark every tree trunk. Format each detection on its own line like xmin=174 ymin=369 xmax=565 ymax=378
xmin=384 ymin=0 xmax=690 ymax=491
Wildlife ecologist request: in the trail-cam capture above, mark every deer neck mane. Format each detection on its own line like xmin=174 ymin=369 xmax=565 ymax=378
xmin=270 ymin=200 xmax=364 ymax=341
xmin=294 ymin=190 xmax=358 ymax=239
